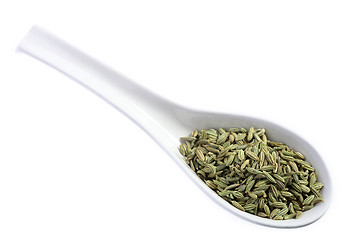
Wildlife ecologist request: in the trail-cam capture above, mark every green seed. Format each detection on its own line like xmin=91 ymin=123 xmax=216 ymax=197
xmin=180 ymin=136 xmax=196 ymax=142
xmin=277 ymin=207 xmax=289 ymax=216
xmin=270 ymin=202 xmax=287 ymax=209
xmin=205 ymin=180 xmax=217 ymax=189
xmin=270 ymin=208 xmax=280 ymax=219
xmin=246 ymin=167 xmax=262 ymax=175
xmin=247 ymin=127 xmax=255 ymax=142
xmin=232 ymin=201 xmax=245 ymax=211
xmin=303 ymin=204 xmax=314 ymax=211
xmin=300 ymin=184 xmax=311 ymax=193
xmin=284 ymin=213 xmax=296 ymax=220
xmin=273 ymin=215 xmax=284 ymax=220
xmin=196 ymin=147 xmax=205 ymax=162
xmin=281 ymin=191 xmax=294 ymax=199
xmin=245 ymin=150 xmax=259 ymax=161
xmin=240 ymin=160 xmax=250 ymax=172
xmin=264 ymin=204 xmax=271 ymax=215
xmin=243 ymin=204 xmax=257 ymax=212
xmin=248 ymin=192 xmax=258 ymax=199
xmin=303 ymin=195 xmax=315 ymax=205
xmin=262 ymin=171 xmax=276 ymax=184
xmin=224 ymin=183 xmax=240 ymax=190
xmin=233 ymin=191 xmax=244 ymax=199
xmin=257 ymin=212 xmax=268 ymax=218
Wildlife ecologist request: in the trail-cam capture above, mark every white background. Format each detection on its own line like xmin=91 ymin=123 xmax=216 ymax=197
xmin=0 ymin=0 xmax=359 ymax=239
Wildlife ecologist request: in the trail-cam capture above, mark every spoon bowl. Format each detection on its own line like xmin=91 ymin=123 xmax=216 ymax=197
xmin=17 ymin=26 xmax=332 ymax=228
xmin=173 ymin=110 xmax=331 ymax=228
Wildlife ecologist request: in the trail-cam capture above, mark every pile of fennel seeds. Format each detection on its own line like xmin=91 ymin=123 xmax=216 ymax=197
xmin=178 ymin=127 xmax=324 ymax=220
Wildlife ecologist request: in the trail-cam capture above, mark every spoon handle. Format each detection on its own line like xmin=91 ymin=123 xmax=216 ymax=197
xmin=18 ymin=26 xmax=181 ymax=152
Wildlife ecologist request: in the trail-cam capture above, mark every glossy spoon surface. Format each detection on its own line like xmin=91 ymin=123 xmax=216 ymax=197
xmin=17 ymin=26 xmax=332 ymax=228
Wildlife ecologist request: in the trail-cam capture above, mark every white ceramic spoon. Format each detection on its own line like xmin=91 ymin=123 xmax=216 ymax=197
xmin=17 ymin=26 xmax=331 ymax=228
